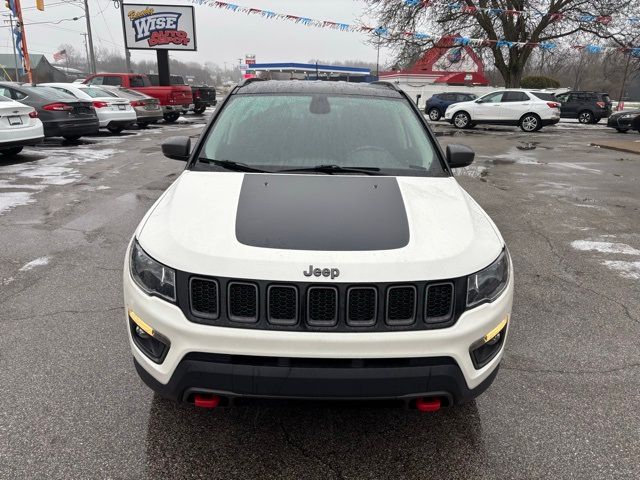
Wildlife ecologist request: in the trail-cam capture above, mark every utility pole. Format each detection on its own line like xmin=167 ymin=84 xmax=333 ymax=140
xmin=617 ymin=52 xmax=632 ymax=111
xmin=81 ymin=33 xmax=90 ymax=73
xmin=119 ymin=2 xmax=132 ymax=72
xmin=83 ymin=0 xmax=97 ymax=73
xmin=376 ymin=33 xmax=381 ymax=79
xmin=8 ymin=13 xmax=19 ymax=81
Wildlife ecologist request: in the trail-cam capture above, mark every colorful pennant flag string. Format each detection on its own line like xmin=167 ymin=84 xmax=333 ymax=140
xmin=193 ymin=1 xmax=640 ymax=55
xmin=401 ymin=0 xmax=639 ymax=26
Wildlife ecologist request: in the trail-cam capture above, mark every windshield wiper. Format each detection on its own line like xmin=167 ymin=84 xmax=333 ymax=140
xmin=199 ymin=158 xmax=269 ymax=173
xmin=277 ymin=164 xmax=382 ymax=176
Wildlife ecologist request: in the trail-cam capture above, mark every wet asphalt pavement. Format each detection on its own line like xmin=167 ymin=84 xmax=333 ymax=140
xmin=0 ymin=114 xmax=638 ymax=479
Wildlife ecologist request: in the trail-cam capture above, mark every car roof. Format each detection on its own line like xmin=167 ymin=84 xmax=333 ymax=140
xmin=236 ymin=80 xmax=404 ymax=99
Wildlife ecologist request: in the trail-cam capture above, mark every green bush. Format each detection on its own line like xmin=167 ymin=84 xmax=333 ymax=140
xmin=520 ymin=76 xmax=561 ymax=89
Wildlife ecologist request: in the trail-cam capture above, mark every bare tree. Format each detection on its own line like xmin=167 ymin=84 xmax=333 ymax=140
xmin=365 ymin=0 xmax=639 ymax=87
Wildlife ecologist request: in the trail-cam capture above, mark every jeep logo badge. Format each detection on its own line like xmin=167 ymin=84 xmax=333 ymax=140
xmin=303 ymin=265 xmax=340 ymax=280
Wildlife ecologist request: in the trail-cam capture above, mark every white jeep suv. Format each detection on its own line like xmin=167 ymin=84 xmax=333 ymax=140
xmin=123 ymin=80 xmax=513 ymax=411
xmin=445 ymin=89 xmax=560 ymax=132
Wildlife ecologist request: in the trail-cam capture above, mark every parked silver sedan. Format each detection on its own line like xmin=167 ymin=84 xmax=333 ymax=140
xmin=97 ymin=86 xmax=163 ymax=128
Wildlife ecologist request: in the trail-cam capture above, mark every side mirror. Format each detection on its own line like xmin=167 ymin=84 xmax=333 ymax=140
xmin=475 ymin=98 xmax=484 ymax=103
xmin=446 ymin=144 xmax=475 ymax=168
xmin=162 ymin=136 xmax=191 ymax=161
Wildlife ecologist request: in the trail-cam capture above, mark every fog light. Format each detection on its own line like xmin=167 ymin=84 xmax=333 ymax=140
xmin=128 ymin=310 xmax=170 ymax=364
xmin=470 ymin=316 xmax=508 ymax=369
xmin=135 ymin=325 xmax=150 ymax=339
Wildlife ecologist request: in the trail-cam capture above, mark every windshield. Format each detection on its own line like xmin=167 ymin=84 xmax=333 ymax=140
xmin=196 ymin=94 xmax=443 ymax=176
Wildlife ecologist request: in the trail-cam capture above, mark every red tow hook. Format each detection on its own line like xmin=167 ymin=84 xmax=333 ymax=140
xmin=415 ymin=397 xmax=442 ymax=412
xmin=194 ymin=394 xmax=221 ymax=409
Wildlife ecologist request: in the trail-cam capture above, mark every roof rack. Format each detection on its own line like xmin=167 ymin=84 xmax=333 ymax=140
xmin=369 ymin=81 xmax=400 ymax=91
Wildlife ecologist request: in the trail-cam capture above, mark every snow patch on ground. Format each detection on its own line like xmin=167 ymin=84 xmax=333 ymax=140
xmin=571 ymin=240 xmax=640 ymax=256
xmin=0 ymin=191 xmax=37 ymax=214
xmin=602 ymin=261 xmax=640 ymax=280
xmin=0 ymin=180 xmax=42 ymax=190
xmin=0 ymin=145 xmax=122 ymax=216
xmin=455 ymin=165 xmax=487 ymax=178
xmin=19 ymin=256 xmax=50 ymax=271
xmin=572 ymin=238 xmax=640 ymax=281
xmin=548 ymin=162 xmax=602 ymax=174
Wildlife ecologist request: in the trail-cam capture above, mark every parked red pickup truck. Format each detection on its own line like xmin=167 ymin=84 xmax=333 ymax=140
xmin=83 ymin=73 xmax=193 ymax=123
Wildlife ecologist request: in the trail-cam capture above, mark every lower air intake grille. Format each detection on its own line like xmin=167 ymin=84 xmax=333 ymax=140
xmin=268 ymin=286 xmax=298 ymax=325
xmin=228 ymin=282 xmax=258 ymax=322
xmin=425 ymin=283 xmax=454 ymax=323
xmin=347 ymin=287 xmax=377 ymax=326
xmin=386 ymin=286 xmax=416 ymax=325
xmin=307 ymin=287 xmax=338 ymax=326
xmin=190 ymin=278 xmax=218 ymax=319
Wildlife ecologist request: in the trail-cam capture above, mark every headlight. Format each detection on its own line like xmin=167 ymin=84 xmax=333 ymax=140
xmin=467 ymin=249 xmax=510 ymax=308
xmin=130 ymin=240 xmax=176 ymax=302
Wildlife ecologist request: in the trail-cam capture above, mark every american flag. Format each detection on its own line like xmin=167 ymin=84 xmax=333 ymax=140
xmin=53 ymin=49 xmax=66 ymax=62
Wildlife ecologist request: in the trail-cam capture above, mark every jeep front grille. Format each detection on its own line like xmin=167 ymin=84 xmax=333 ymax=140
xmin=268 ymin=285 xmax=298 ymax=326
xmin=190 ymin=277 xmax=219 ymax=319
xmin=307 ymin=287 xmax=338 ymax=326
xmin=227 ymin=282 xmax=258 ymax=322
xmin=425 ymin=283 xmax=454 ymax=323
xmin=346 ymin=287 xmax=377 ymax=326
xmin=181 ymin=272 xmax=463 ymax=332
xmin=386 ymin=286 xmax=417 ymax=325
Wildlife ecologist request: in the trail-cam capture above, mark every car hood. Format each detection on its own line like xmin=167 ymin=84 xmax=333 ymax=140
xmin=137 ymin=171 xmax=504 ymax=282
xmin=610 ymin=110 xmax=640 ymax=117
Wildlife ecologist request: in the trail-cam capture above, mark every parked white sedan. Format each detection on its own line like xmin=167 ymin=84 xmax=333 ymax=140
xmin=444 ymin=89 xmax=561 ymax=132
xmin=41 ymin=83 xmax=136 ymax=134
xmin=0 ymin=94 xmax=44 ymax=156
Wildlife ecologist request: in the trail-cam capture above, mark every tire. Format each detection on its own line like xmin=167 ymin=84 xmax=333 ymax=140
xmin=453 ymin=111 xmax=471 ymax=129
xmin=578 ymin=110 xmax=594 ymax=124
xmin=193 ymin=104 xmax=207 ymax=115
xmin=519 ymin=113 xmax=541 ymax=132
xmin=428 ymin=107 xmax=441 ymax=121
xmin=0 ymin=146 xmax=23 ymax=156
xmin=137 ymin=122 xmax=149 ymax=129
xmin=63 ymin=135 xmax=81 ymax=142
xmin=107 ymin=126 xmax=125 ymax=134
xmin=163 ymin=112 xmax=180 ymax=123
xmin=615 ymin=128 xmax=628 ymax=133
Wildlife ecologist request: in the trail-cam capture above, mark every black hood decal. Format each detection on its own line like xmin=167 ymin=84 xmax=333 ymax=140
xmin=236 ymin=174 xmax=410 ymax=251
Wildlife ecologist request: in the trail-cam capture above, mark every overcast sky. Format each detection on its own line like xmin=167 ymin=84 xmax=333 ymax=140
xmin=1 ymin=0 xmax=389 ymax=68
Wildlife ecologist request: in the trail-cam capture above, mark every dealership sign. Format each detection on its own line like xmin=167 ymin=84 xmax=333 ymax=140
xmin=121 ymin=3 xmax=197 ymax=51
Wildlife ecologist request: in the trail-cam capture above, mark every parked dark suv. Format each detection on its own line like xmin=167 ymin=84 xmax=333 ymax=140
xmin=425 ymin=92 xmax=477 ymax=121
xmin=555 ymin=91 xmax=612 ymax=124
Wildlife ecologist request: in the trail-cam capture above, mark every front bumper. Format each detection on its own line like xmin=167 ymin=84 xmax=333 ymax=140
xmin=124 ymin=255 xmax=513 ymax=403
xmin=134 ymin=353 xmax=500 ymax=404
xmin=608 ymin=115 xmax=638 ymax=129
